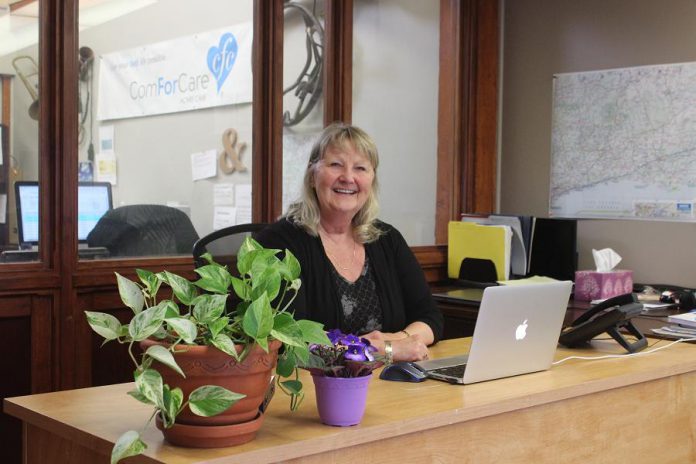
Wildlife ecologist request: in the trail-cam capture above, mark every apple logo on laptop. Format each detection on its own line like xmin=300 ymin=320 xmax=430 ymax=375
xmin=515 ymin=320 xmax=528 ymax=340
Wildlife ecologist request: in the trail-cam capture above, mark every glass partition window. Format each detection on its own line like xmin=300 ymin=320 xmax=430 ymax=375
xmin=353 ymin=0 xmax=440 ymax=246
xmin=77 ymin=0 xmax=254 ymax=260
xmin=0 ymin=1 xmax=40 ymax=263
xmin=282 ymin=0 xmax=325 ymax=213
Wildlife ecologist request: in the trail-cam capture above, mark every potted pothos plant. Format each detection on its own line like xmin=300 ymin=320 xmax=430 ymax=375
xmin=85 ymin=237 xmax=330 ymax=464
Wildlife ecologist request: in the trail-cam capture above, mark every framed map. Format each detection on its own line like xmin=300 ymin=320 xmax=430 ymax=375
xmin=550 ymin=61 xmax=696 ymax=221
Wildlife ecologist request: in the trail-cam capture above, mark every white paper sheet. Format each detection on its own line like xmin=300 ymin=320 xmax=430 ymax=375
xmin=214 ymin=183 xmax=235 ymax=205
xmin=235 ymin=183 xmax=252 ymax=207
xmin=191 ymin=149 xmax=217 ymax=181
xmin=95 ymin=152 xmax=118 ymax=185
xmin=236 ymin=206 xmax=252 ymax=225
xmin=213 ymin=206 xmax=237 ymax=230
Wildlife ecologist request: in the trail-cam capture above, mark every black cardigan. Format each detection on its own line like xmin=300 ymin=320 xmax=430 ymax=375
xmin=254 ymin=218 xmax=444 ymax=342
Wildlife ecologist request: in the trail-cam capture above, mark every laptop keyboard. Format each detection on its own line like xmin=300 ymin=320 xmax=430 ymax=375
xmin=430 ymin=363 xmax=467 ymax=378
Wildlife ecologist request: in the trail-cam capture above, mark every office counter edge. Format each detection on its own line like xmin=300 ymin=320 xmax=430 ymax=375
xmin=6 ymin=339 xmax=696 ymax=463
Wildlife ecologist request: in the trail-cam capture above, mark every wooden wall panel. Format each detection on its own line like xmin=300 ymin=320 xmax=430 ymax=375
xmin=0 ymin=293 xmax=56 ymax=464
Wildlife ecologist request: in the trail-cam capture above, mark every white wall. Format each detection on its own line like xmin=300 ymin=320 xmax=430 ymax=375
xmin=352 ymin=0 xmax=439 ymax=246
xmin=501 ymin=0 xmax=696 ymax=287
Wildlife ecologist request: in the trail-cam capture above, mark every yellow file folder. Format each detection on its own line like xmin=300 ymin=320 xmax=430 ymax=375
xmin=448 ymin=221 xmax=511 ymax=280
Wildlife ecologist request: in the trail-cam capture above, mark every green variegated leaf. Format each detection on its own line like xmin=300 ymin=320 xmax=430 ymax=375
xmin=208 ymin=316 xmax=229 ymax=338
xmin=116 ymin=273 xmax=144 ymax=314
xmin=111 ymin=430 xmax=146 ymax=464
xmin=164 ymin=271 xmax=198 ymax=306
xmin=162 ymin=300 xmax=180 ymax=319
xmin=250 ymin=267 xmax=281 ymax=302
xmin=242 ymin=294 xmax=273 ymax=341
xmin=192 ymin=294 xmax=227 ymax=324
xmin=188 ymin=385 xmax=245 ymax=417
xmin=210 ymin=333 xmax=239 ymax=360
xmin=256 ymin=336 xmax=269 ymax=353
xmin=126 ymin=388 xmax=153 ymax=405
xmin=165 ymin=317 xmax=198 ymax=344
xmin=84 ymin=311 xmax=122 ymax=341
xmin=281 ymin=249 xmax=301 ymax=280
xmin=160 ymin=385 xmax=183 ymax=428
xmin=249 ymin=250 xmax=280 ymax=278
xmin=291 ymin=343 xmax=310 ymax=364
xmin=135 ymin=268 xmax=161 ymax=298
xmin=194 ymin=264 xmax=232 ymax=294
xmin=128 ymin=303 xmax=167 ymax=341
xmin=280 ymin=379 xmax=303 ymax=395
xmin=135 ymin=368 xmax=164 ymax=407
xmin=270 ymin=313 xmax=304 ymax=347
xmin=275 ymin=351 xmax=295 ymax=377
xmin=144 ymin=344 xmax=185 ymax=378
xmin=230 ymin=276 xmax=248 ymax=300
xmin=297 ymin=320 xmax=330 ymax=345
xmin=200 ymin=252 xmax=215 ymax=265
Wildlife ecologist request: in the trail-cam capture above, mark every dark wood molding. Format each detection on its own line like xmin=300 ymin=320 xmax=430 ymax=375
xmin=413 ymin=245 xmax=448 ymax=283
xmin=252 ymin=0 xmax=285 ymax=223
xmin=435 ymin=0 xmax=499 ymax=244
xmin=467 ymin=0 xmax=498 ymax=215
xmin=324 ymin=0 xmax=353 ymax=124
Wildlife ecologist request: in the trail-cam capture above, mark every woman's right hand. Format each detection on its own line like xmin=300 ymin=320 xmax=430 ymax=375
xmin=392 ymin=334 xmax=430 ymax=362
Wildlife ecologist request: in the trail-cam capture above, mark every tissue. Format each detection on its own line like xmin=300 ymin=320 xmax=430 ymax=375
xmin=574 ymin=248 xmax=633 ymax=301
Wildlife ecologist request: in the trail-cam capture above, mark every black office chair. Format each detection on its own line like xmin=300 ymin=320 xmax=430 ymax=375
xmin=192 ymin=223 xmax=268 ymax=268
xmin=86 ymin=204 xmax=200 ymax=258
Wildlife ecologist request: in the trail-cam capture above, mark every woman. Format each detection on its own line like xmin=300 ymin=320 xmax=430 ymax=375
xmin=255 ymin=122 xmax=443 ymax=362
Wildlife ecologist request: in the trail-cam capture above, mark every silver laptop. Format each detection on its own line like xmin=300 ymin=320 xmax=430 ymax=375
xmin=416 ymin=281 xmax=573 ymax=385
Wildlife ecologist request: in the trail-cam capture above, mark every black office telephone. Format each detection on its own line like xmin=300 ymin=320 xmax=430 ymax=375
xmin=559 ymin=293 xmax=647 ymax=353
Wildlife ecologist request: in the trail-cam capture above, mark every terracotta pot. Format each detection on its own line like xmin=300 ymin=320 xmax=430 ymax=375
xmin=140 ymin=339 xmax=281 ymax=427
xmin=155 ymin=411 xmax=264 ymax=448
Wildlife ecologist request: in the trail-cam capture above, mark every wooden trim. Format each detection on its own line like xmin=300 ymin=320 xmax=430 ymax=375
xmin=1 ymin=75 xmax=11 ymax=127
xmin=31 ymin=294 xmax=54 ymax=392
xmin=467 ymin=0 xmax=498 ymax=214
xmin=9 ymin=0 xmax=37 ymax=12
xmin=435 ymin=0 xmax=464 ymax=244
xmin=252 ymin=0 xmax=284 ymax=222
xmin=435 ymin=0 xmax=499 ymax=243
xmin=323 ymin=0 xmax=353 ymax=124
xmin=413 ymin=245 xmax=448 ymax=284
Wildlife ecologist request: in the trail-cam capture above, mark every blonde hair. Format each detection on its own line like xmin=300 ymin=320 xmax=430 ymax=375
xmin=286 ymin=122 xmax=384 ymax=243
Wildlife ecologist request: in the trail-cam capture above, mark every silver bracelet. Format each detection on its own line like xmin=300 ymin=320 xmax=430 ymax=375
xmin=384 ymin=340 xmax=393 ymax=365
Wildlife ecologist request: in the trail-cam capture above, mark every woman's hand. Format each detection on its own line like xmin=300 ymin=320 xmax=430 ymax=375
xmin=362 ymin=330 xmax=430 ymax=362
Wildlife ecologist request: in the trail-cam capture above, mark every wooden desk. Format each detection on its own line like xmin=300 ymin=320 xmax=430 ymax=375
xmin=6 ymin=338 xmax=696 ymax=463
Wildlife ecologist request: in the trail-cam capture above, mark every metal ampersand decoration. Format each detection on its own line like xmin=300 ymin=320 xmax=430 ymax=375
xmin=219 ymin=128 xmax=248 ymax=174
xmin=283 ymin=1 xmax=324 ymax=127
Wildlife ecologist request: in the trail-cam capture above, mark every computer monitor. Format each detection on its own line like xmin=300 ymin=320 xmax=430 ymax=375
xmin=15 ymin=181 xmax=40 ymax=246
xmin=15 ymin=181 xmax=113 ymax=246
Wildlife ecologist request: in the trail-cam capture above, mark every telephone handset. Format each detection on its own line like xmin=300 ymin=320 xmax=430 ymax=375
xmin=559 ymin=293 xmax=647 ymax=353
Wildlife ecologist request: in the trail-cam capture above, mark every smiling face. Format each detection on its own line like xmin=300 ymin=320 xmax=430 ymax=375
xmin=312 ymin=142 xmax=375 ymax=222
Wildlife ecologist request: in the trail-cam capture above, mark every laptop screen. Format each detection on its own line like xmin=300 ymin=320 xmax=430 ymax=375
xmin=15 ymin=181 xmax=113 ymax=246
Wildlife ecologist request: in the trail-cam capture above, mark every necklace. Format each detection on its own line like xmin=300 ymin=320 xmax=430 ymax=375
xmin=319 ymin=225 xmax=357 ymax=271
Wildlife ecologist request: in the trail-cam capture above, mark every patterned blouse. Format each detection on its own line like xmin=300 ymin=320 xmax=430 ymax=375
xmin=329 ymin=255 xmax=383 ymax=335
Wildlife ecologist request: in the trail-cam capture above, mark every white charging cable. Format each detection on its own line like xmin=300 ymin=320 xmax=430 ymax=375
xmin=552 ymin=336 xmax=696 ymax=365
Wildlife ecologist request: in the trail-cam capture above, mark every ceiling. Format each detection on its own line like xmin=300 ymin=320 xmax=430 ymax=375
xmin=0 ymin=0 xmax=158 ymax=57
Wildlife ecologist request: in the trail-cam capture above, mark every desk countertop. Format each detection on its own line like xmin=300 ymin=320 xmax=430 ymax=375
xmin=6 ymin=337 xmax=696 ymax=463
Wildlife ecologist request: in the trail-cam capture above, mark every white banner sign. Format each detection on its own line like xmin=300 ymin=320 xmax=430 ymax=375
xmin=97 ymin=23 xmax=253 ymax=120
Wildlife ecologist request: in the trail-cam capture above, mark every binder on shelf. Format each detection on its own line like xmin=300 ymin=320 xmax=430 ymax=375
xmin=461 ymin=214 xmax=532 ymax=277
xmin=458 ymin=214 xmax=577 ymax=281
xmin=448 ymin=221 xmax=511 ymax=281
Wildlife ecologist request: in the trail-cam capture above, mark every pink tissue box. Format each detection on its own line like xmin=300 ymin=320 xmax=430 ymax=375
xmin=574 ymin=270 xmax=633 ymax=301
